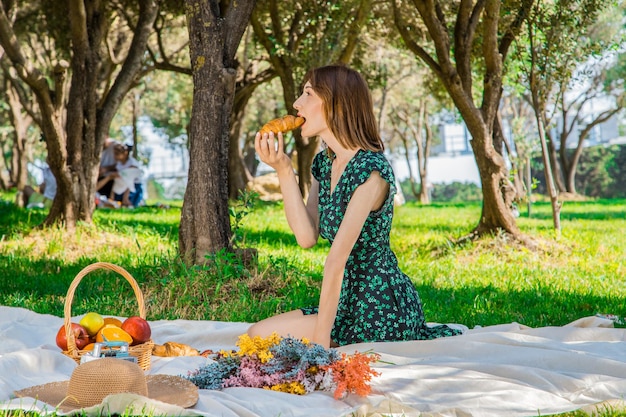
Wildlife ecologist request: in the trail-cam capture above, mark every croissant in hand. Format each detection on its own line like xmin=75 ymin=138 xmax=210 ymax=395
xmin=259 ymin=115 xmax=305 ymax=135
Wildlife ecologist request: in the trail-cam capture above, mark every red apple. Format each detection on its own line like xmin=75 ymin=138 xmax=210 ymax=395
xmin=121 ymin=316 xmax=151 ymax=346
xmin=56 ymin=322 xmax=90 ymax=351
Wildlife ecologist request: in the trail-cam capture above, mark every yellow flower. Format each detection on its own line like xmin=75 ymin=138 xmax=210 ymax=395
xmin=268 ymin=381 xmax=306 ymax=395
xmin=235 ymin=332 xmax=281 ymax=363
xmin=218 ymin=349 xmax=235 ymax=358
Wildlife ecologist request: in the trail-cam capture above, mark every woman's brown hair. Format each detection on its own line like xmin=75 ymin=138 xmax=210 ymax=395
xmin=304 ymin=65 xmax=383 ymax=152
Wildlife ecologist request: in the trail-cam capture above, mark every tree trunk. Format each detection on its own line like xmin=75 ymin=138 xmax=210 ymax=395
xmin=495 ymin=113 xmax=525 ymax=202
xmin=0 ymin=131 xmax=11 ymax=189
xmin=546 ymin=130 xmax=566 ymax=193
xmin=58 ymin=0 xmax=158 ymax=227
xmin=398 ymin=133 xmax=420 ymax=200
xmin=418 ymin=108 xmax=432 ymax=204
xmin=6 ymin=82 xmax=32 ymax=190
xmin=561 ymin=108 xmax=620 ymax=194
xmin=228 ymin=68 xmax=276 ymax=200
xmin=295 ymin=135 xmax=320 ymax=200
xmin=180 ymin=0 xmax=256 ymax=264
xmin=468 ymin=122 xmax=520 ymax=236
xmin=535 ymin=112 xmax=561 ymax=231
xmin=526 ymin=10 xmax=561 ymax=232
xmin=61 ymin=0 xmax=103 ymax=227
xmin=396 ymin=102 xmax=432 ymax=204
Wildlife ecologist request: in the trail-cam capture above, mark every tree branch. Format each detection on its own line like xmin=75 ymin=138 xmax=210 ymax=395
xmin=454 ymin=0 xmax=483 ymax=93
xmin=499 ymin=0 xmax=533 ymax=60
xmin=0 ymin=3 xmax=52 ymax=107
xmin=392 ymin=0 xmax=442 ymax=77
xmin=98 ymin=0 xmax=158 ymax=139
xmin=223 ymin=0 xmax=256 ymax=65
xmin=480 ymin=0 xmax=502 ymax=127
xmin=338 ymin=0 xmax=373 ymax=64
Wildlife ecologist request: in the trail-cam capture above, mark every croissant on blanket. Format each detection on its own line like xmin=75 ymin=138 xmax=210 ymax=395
xmin=259 ymin=115 xmax=305 ymax=135
xmin=152 ymin=341 xmax=199 ymax=357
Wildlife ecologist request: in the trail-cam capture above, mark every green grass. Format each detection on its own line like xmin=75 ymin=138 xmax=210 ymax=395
xmin=0 ymin=194 xmax=625 ymax=327
xmin=0 ymin=193 xmax=625 ymax=417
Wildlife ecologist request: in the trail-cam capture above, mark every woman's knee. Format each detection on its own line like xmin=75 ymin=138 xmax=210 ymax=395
xmin=246 ymin=322 xmax=261 ymax=337
xmin=246 ymin=319 xmax=275 ymax=338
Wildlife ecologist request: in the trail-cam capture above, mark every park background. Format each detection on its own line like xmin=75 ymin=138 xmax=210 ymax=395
xmin=0 ymin=2 xmax=625 ymax=416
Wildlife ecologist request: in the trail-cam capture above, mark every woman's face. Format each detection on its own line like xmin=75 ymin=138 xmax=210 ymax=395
xmin=293 ymin=82 xmax=329 ymax=139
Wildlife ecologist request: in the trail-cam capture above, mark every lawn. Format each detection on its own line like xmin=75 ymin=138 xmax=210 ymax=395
xmin=0 ymin=193 xmax=625 ymax=417
xmin=0 ymin=193 xmax=624 ymax=328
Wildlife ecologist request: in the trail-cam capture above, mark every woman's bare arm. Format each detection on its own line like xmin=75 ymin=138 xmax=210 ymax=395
xmin=255 ymin=131 xmax=319 ymax=247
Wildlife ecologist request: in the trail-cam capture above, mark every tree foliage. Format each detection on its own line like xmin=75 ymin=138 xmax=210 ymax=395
xmin=515 ymin=0 xmax=623 ymax=193
xmin=250 ymin=0 xmax=373 ymax=198
xmin=0 ymin=0 xmax=158 ymax=228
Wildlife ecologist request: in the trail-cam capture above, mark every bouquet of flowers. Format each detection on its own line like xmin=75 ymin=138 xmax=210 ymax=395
xmin=186 ymin=333 xmax=380 ymax=399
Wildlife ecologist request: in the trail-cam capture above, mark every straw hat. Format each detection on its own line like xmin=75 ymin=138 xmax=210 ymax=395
xmin=14 ymin=358 xmax=198 ymax=412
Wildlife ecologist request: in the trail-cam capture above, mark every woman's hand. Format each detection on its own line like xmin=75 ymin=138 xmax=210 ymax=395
xmin=254 ymin=132 xmax=292 ymax=174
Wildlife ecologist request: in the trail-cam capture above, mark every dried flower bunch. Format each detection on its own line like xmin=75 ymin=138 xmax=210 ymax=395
xmin=186 ymin=333 xmax=380 ymax=399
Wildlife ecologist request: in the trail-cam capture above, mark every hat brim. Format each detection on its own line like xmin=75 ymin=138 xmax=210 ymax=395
xmin=14 ymin=374 xmax=198 ymax=412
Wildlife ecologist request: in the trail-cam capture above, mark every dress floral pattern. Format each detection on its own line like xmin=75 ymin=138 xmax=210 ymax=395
xmin=301 ymin=149 xmax=461 ymax=346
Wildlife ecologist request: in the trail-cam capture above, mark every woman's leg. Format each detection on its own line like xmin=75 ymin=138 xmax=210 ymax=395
xmin=247 ymin=310 xmax=318 ymax=340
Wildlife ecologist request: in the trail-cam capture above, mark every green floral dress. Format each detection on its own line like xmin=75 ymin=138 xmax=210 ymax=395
xmin=301 ymin=149 xmax=461 ymax=346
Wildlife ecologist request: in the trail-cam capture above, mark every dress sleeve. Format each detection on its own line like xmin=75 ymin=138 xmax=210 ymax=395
xmin=311 ymin=150 xmax=328 ymax=182
xmin=344 ymin=151 xmax=396 ymax=205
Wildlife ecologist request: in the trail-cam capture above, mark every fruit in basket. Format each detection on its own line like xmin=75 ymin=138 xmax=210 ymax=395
xmin=80 ymin=312 xmax=105 ymax=336
xmin=121 ymin=316 xmax=151 ymax=345
xmin=56 ymin=323 xmax=90 ymax=351
xmin=95 ymin=324 xmax=133 ymax=344
xmin=103 ymin=317 xmax=123 ymax=327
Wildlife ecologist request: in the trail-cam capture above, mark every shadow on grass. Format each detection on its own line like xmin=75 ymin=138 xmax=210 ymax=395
xmin=93 ymin=206 xmax=181 ymax=241
xmin=0 ymin=254 xmax=179 ymax=319
xmin=0 ymin=201 xmax=48 ymax=236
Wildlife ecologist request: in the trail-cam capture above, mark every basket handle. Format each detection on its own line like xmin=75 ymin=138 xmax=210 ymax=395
xmin=64 ymin=262 xmax=146 ymax=356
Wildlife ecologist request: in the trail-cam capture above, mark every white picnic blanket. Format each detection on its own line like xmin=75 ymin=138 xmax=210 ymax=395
xmin=1 ymin=306 xmax=625 ymax=416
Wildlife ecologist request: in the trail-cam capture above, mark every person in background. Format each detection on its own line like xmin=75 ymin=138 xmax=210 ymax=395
xmin=20 ymin=158 xmax=57 ymax=209
xmin=100 ymin=143 xmax=144 ymax=208
xmin=97 ymin=137 xmax=120 ymax=199
xmin=248 ymin=64 xmax=463 ymax=348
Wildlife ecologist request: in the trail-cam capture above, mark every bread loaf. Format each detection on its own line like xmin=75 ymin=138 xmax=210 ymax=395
xmin=259 ymin=115 xmax=305 ymax=135
xmin=152 ymin=341 xmax=199 ymax=357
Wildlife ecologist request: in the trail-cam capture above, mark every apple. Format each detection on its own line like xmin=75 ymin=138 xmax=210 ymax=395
xmin=121 ymin=316 xmax=151 ymax=345
xmin=56 ymin=322 xmax=90 ymax=351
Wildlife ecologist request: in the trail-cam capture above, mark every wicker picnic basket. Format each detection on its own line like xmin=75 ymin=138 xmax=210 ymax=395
xmin=62 ymin=262 xmax=153 ymax=370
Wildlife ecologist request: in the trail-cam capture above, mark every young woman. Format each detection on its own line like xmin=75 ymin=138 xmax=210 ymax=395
xmin=248 ymin=65 xmax=462 ymax=348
